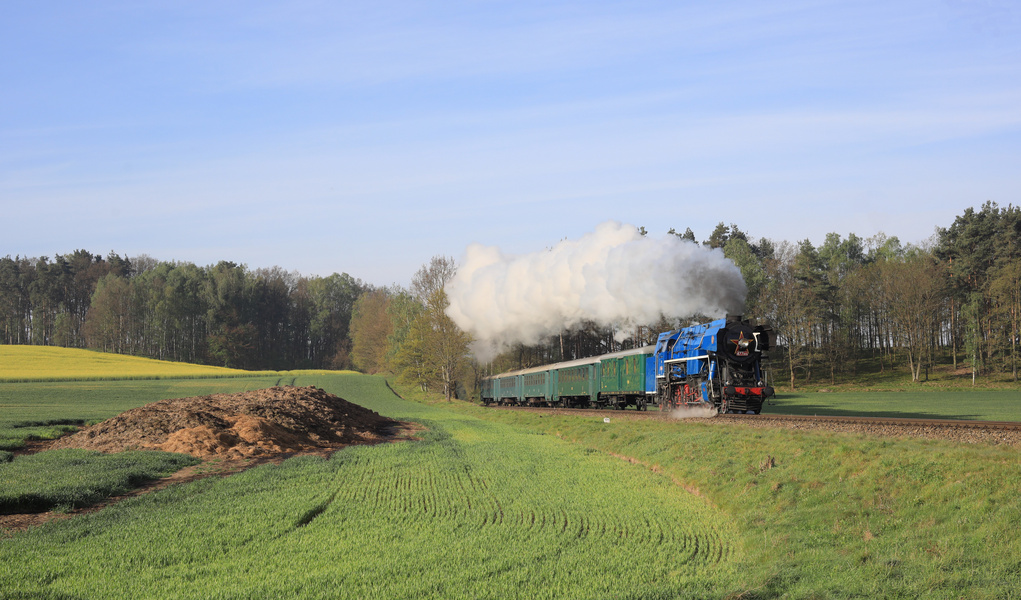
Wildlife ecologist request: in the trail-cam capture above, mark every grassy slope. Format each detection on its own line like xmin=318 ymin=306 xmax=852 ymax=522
xmin=2 ymin=346 xmax=1019 ymax=598
xmin=442 ymin=398 xmax=1021 ymax=599
xmin=1 ymin=374 xmax=741 ymax=599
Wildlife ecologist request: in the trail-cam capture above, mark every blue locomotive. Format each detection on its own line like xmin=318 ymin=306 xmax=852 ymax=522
xmin=481 ymin=315 xmax=776 ymax=414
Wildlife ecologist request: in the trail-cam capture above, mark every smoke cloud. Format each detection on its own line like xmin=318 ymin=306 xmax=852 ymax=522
xmin=444 ymin=221 xmax=747 ymax=362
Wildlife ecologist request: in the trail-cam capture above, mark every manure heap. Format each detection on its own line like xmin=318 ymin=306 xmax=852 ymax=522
xmin=51 ymin=386 xmax=399 ymax=459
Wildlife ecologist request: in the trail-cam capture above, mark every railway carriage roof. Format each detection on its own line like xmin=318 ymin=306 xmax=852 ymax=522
xmin=486 ymin=345 xmax=655 ymax=379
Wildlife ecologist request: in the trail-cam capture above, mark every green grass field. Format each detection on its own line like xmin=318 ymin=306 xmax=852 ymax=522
xmin=448 ymin=399 xmax=1021 ymax=598
xmin=0 ymin=449 xmax=200 ymax=513
xmin=1 ymin=374 xmax=741 ymax=599
xmin=2 ymin=348 xmax=1021 ymax=598
xmin=768 ymin=390 xmax=1021 ymax=421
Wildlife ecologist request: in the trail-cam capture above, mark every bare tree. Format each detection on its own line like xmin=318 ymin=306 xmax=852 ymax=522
xmin=878 ymin=251 xmax=947 ymax=381
xmin=761 ymin=242 xmax=815 ymax=390
xmin=411 ymin=255 xmax=457 ymax=305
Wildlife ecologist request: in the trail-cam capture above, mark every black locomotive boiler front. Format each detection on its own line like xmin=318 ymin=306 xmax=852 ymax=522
xmin=714 ymin=318 xmax=776 ymax=413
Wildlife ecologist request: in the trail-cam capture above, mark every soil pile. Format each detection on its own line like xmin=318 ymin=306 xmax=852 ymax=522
xmin=50 ymin=386 xmax=401 ymax=459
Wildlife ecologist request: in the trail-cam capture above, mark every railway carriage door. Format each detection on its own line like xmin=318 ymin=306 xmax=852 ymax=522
xmin=552 ymin=370 xmax=559 ymax=406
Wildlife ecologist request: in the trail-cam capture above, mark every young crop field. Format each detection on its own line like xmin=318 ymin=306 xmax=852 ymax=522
xmin=1 ymin=374 xmax=742 ymax=599
xmin=3 ymin=363 xmax=1021 ymax=598
xmin=0 ymin=449 xmax=200 ymax=513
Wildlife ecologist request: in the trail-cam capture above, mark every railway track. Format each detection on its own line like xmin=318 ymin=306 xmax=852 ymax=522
xmin=484 ymin=404 xmax=1021 ymax=440
xmin=734 ymin=412 xmax=1021 ymax=431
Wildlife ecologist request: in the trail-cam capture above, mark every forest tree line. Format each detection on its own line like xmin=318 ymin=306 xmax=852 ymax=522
xmin=0 ymin=254 xmax=365 ymax=371
xmin=1 ymin=202 xmax=1018 ymax=395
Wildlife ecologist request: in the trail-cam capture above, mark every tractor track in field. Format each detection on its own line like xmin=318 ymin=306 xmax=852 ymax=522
xmin=485 ymin=405 xmax=1021 ymax=446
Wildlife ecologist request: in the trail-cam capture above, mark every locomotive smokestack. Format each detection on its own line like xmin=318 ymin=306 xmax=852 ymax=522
xmin=445 ymin=221 xmax=748 ymax=362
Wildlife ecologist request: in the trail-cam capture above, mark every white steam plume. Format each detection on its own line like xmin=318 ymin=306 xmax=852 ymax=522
xmin=444 ymin=221 xmax=747 ymax=362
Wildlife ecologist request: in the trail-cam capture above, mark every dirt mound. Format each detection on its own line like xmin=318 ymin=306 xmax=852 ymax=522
xmin=50 ymin=386 xmax=401 ymax=459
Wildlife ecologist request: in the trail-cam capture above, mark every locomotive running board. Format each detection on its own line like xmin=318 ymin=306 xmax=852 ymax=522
xmin=663 ymin=355 xmax=709 ymax=365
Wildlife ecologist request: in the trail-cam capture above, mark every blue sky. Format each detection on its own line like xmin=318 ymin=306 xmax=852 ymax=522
xmin=3 ymin=0 xmax=1019 ymax=286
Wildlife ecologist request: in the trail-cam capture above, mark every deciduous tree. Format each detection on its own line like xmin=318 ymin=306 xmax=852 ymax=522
xmin=350 ymin=289 xmax=393 ymax=374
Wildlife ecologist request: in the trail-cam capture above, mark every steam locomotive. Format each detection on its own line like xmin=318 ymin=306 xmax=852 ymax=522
xmin=480 ymin=315 xmax=776 ymax=414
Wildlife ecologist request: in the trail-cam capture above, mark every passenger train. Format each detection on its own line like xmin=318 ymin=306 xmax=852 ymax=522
xmin=481 ymin=315 xmax=776 ymax=414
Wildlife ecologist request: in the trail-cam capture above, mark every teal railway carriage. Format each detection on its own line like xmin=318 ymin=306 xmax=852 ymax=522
xmin=480 ymin=346 xmax=655 ymax=410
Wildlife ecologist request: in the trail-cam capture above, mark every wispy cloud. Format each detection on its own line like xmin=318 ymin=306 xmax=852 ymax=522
xmin=2 ymin=0 xmax=1019 ymax=282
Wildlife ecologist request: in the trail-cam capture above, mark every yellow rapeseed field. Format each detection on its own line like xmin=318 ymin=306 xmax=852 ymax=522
xmin=0 ymin=345 xmax=251 ymax=381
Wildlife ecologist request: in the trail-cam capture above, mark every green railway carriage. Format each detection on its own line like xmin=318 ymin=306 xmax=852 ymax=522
xmin=554 ymin=362 xmax=597 ymax=407
xmin=480 ymin=346 xmax=655 ymax=410
xmin=598 ymin=346 xmax=654 ymax=410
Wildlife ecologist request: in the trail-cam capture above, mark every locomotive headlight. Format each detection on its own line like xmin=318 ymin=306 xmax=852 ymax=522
xmin=738 ymin=339 xmax=753 ymax=351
